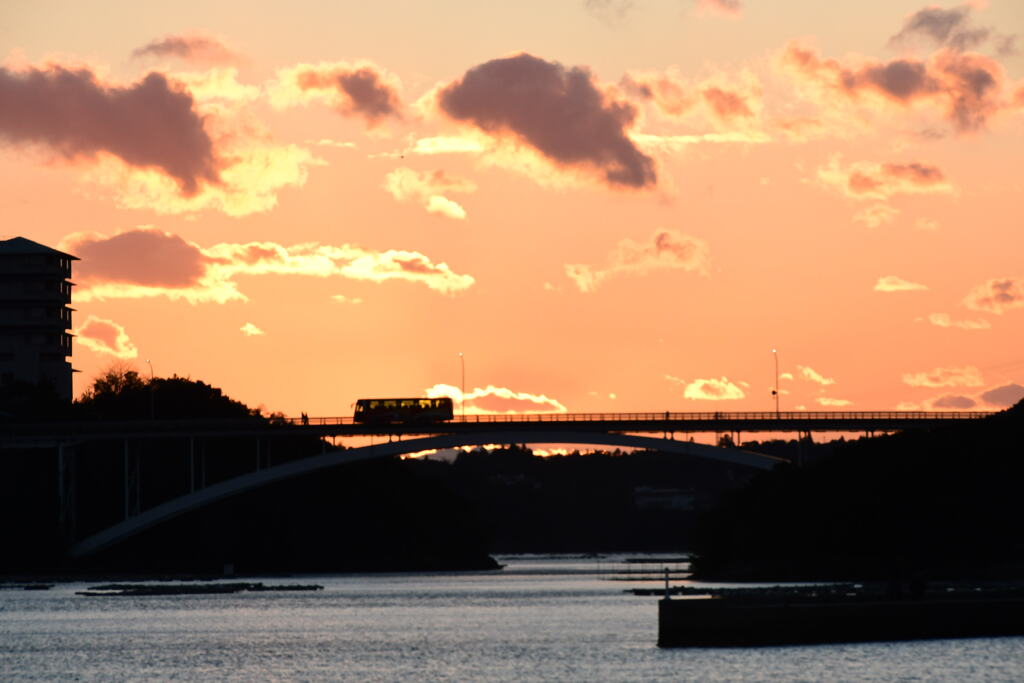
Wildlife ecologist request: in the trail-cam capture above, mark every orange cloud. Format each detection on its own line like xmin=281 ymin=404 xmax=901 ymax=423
xmin=798 ymin=365 xmax=836 ymax=386
xmin=436 ymin=53 xmax=656 ymax=189
xmin=963 ymin=277 xmax=1024 ymax=314
xmin=781 ymin=41 xmax=1012 ymax=133
xmin=817 ymin=157 xmax=954 ymax=200
xmin=621 ymin=69 xmax=763 ymax=130
xmin=270 ymin=60 xmax=403 ymax=127
xmin=132 ymin=33 xmax=242 ymax=65
xmin=60 ymin=227 xmax=475 ymax=303
xmin=853 ymin=204 xmax=900 ymax=228
xmin=566 ymin=229 xmax=709 ymax=292
xmin=816 ymin=397 xmax=852 ymax=407
xmin=74 ymin=315 xmax=138 ymax=359
xmin=875 ymin=275 xmax=928 ymax=292
xmin=666 ymin=375 xmax=746 ymax=401
xmin=382 ymin=167 xmax=477 ymax=219
xmin=702 ymin=86 xmax=754 ymax=120
xmin=425 ymin=383 xmax=567 ymax=414
xmin=240 ymin=322 xmax=264 ymax=336
xmin=902 ymin=365 xmax=984 ymax=388
xmin=0 ymin=64 xmax=220 ymax=195
xmin=926 ymin=313 xmax=991 ymax=330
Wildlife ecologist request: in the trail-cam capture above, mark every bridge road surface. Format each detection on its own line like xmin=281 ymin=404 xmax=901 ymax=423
xmin=0 ymin=411 xmax=994 ymax=448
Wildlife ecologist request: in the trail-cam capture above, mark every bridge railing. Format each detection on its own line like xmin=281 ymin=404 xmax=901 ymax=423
xmin=0 ymin=410 xmax=997 ymax=443
xmin=279 ymin=410 xmax=994 ymax=426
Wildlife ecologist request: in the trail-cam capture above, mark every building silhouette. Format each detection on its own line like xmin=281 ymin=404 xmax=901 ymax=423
xmin=0 ymin=237 xmax=78 ymax=401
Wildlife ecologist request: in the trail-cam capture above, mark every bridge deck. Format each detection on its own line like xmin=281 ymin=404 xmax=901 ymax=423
xmin=0 ymin=410 xmax=995 ymax=447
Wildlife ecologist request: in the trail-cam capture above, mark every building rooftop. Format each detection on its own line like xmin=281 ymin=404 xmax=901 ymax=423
xmin=0 ymin=237 xmax=78 ymax=260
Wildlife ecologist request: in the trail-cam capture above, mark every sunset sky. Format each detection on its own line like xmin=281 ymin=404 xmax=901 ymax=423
xmin=4 ymin=0 xmax=1023 ymax=418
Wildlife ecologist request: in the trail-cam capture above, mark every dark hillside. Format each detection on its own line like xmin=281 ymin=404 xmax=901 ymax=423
xmin=691 ymin=402 xmax=1024 ymax=581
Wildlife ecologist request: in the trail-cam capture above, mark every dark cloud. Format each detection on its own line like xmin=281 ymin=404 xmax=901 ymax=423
xmin=889 ymin=4 xmax=1016 ymax=55
xmin=438 ymin=53 xmax=656 ymax=189
xmin=295 ymin=66 xmax=402 ymax=126
xmin=620 ymin=73 xmax=695 ymax=116
xmin=932 ymin=394 xmax=976 ymax=409
xmin=66 ymin=229 xmax=212 ymax=288
xmin=0 ymin=66 xmax=219 ymax=194
xmin=133 ymin=34 xmax=241 ymax=65
xmin=783 ymin=42 xmax=1008 ymax=132
xmin=980 ymin=383 xmax=1024 ymax=407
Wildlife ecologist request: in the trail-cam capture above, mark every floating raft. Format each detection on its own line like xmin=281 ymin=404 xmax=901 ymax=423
xmin=658 ymin=584 xmax=1024 ymax=647
xmin=76 ymin=582 xmax=323 ymax=597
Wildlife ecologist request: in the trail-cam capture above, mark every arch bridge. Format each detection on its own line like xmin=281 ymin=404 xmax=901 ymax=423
xmin=0 ymin=410 xmax=992 ymax=559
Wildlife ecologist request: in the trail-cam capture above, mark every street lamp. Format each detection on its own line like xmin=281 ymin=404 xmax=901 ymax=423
xmin=771 ymin=348 xmax=780 ymax=417
xmin=458 ymin=352 xmax=465 ymax=418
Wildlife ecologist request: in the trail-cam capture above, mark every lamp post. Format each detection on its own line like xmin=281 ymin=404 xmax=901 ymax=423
xmin=771 ymin=348 xmax=780 ymax=418
xmin=145 ymin=359 xmax=155 ymax=419
xmin=458 ymin=352 xmax=466 ymax=418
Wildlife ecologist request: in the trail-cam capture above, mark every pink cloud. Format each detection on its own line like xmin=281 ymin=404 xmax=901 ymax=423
xmin=781 ymin=41 xmax=1011 ymax=133
xmin=0 ymin=64 xmax=220 ymax=195
xmin=63 ymin=228 xmax=212 ymax=289
xmin=74 ymin=315 xmax=138 ymax=359
xmin=437 ymin=53 xmax=656 ymax=189
xmin=902 ymin=365 xmax=983 ymax=388
xmin=272 ymin=61 xmax=402 ymax=127
xmin=932 ymin=394 xmax=977 ymax=409
xmin=621 ymin=70 xmax=762 ymax=129
xmin=889 ymin=4 xmax=1016 ymax=55
xmin=696 ymin=0 xmax=742 ymax=19
xmin=817 ymin=157 xmax=953 ymax=200
xmin=566 ymin=229 xmax=709 ymax=292
xmin=980 ymin=383 xmax=1024 ymax=407
xmin=60 ymin=228 xmax=475 ymax=303
xmin=702 ymin=86 xmax=754 ymax=119
xmin=132 ymin=33 xmax=241 ymax=65
xmin=963 ymin=277 xmax=1024 ymax=314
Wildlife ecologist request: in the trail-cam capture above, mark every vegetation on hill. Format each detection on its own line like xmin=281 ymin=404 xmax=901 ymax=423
xmin=690 ymin=402 xmax=1024 ymax=581
xmin=0 ymin=368 xmax=498 ymax=575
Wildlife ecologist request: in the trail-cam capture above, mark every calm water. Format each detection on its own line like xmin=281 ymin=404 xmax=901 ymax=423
xmin=2 ymin=555 xmax=1022 ymax=681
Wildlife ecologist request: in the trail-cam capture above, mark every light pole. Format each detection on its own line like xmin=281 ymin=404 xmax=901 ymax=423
xmin=459 ymin=352 xmax=465 ymax=418
xmin=145 ymin=359 xmax=155 ymax=419
xmin=771 ymin=348 xmax=780 ymax=417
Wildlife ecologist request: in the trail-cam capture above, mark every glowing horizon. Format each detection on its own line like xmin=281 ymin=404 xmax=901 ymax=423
xmin=5 ymin=0 xmax=1023 ymax=416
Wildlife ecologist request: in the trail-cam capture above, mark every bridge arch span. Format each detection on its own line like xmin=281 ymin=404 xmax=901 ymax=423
xmin=70 ymin=431 xmax=782 ymax=559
